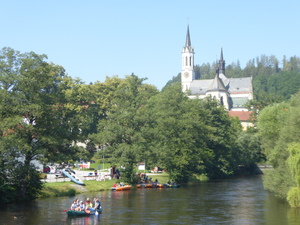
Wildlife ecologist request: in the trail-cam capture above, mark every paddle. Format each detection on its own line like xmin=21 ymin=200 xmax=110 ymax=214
xmin=62 ymin=209 xmax=70 ymax=212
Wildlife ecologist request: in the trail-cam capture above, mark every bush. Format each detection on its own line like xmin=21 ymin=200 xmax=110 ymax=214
xmin=67 ymin=188 xmax=76 ymax=196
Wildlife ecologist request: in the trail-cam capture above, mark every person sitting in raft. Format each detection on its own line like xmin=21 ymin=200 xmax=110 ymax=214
xmin=71 ymin=200 xmax=77 ymax=211
xmin=113 ymin=183 xmax=117 ymax=188
xmin=93 ymin=198 xmax=101 ymax=210
xmin=78 ymin=201 xmax=86 ymax=211
xmin=85 ymin=198 xmax=93 ymax=210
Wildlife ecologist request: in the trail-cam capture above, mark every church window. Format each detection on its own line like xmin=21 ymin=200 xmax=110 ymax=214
xmin=185 ymin=56 xmax=188 ymax=66
xmin=190 ymin=56 xmax=192 ymax=66
xmin=220 ymin=96 xmax=224 ymax=106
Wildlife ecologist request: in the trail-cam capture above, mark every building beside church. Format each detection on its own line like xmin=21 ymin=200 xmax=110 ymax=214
xmin=181 ymin=26 xmax=254 ymax=129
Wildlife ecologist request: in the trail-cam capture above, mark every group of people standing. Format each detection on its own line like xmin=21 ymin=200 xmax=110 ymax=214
xmin=70 ymin=197 xmax=101 ymax=211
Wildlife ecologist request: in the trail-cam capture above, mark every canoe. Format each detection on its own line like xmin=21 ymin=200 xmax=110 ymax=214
xmin=115 ymin=185 xmax=132 ymax=191
xmin=62 ymin=169 xmax=85 ymax=186
xmin=66 ymin=208 xmax=102 ymax=216
xmin=156 ymin=183 xmax=166 ymax=188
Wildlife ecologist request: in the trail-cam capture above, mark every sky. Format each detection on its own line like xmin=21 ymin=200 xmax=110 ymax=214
xmin=1 ymin=1 xmax=299 ymax=90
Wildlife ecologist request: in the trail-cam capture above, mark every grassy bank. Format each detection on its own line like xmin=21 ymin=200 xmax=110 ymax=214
xmin=38 ymin=173 xmax=170 ymax=199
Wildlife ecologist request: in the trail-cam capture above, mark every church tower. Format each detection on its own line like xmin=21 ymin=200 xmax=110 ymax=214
xmin=181 ymin=25 xmax=195 ymax=92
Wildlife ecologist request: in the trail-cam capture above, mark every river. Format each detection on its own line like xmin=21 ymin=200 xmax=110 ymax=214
xmin=1 ymin=175 xmax=300 ymax=225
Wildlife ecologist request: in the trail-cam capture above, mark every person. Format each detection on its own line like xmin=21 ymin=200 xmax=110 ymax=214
xmin=115 ymin=169 xmax=120 ymax=179
xmin=113 ymin=183 xmax=117 ymax=188
xmin=70 ymin=200 xmax=77 ymax=211
xmin=94 ymin=198 xmax=101 ymax=210
xmin=85 ymin=198 xmax=93 ymax=210
xmin=79 ymin=201 xmax=86 ymax=211
xmin=94 ymin=170 xmax=97 ymax=177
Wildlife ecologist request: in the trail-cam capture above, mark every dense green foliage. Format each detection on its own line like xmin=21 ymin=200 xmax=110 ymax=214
xmin=91 ymin=81 xmax=260 ymax=183
xmin=0 ymin=47 xmax=270 ymax=203
xmin=147 ymin=84 xmax=243 ymax=181
xmin=0 ymin=48 xmax=85 ymax=203
xmin=258 ymin=92 xmax=300 ymax=206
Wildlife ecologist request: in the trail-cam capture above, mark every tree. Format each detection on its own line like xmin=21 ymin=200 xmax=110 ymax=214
xmin=0 ymin=48 xmax=83 ymax=201
xmin=235 ymin=130 xmax=265 ymax=172
xmin=146 ymin=83 xmax=242 ymax=182
xmin=258 ymin=92 xmax=300 ymax=202
xmin=286 ymin=143 xmax=300 ymax=207
xmin=146 ymin=83 xmax=208 ymax=182
xmin=90 ymin=74 xmax=159 ymax=184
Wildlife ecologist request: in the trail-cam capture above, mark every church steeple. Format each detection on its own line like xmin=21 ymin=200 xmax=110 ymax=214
xmin=218 ymin=48 xmax=226 ymax=76
xmin=181 ymin=25 xmax=195 ymax=92
xmin=185 ymin=25 xmax=191 ymax=47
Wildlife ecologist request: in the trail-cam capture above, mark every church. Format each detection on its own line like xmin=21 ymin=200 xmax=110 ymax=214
xmin=181 ymin=26 xmax=254 ymax=129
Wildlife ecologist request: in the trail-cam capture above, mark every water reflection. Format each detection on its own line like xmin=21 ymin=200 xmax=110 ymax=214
xmin=1 ymin=175 xmax=300 ymax=225
xmin=66 ymin=215 xmax=101 ymax=225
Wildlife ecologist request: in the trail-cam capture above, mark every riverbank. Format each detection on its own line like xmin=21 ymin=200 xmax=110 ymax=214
xmin=38 ymin=173 xmax=170 ymax=198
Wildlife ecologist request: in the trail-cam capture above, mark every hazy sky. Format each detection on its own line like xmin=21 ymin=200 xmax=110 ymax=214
xmin=1 ymin=0 xmax=299 ymax=89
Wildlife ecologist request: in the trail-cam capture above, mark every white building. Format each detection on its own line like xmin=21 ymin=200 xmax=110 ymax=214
xmin=181 ymin=26 xmax=253 ymax=112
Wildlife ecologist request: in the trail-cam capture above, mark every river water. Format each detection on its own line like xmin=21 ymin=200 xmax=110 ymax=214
xmin=1 ymin=175 xmax=300 ymax=225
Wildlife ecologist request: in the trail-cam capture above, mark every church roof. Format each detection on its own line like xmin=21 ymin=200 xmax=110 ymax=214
xmin=189 ymin=77 xmax=252 ymax=96
xmin=207 ymin=74 xmax=227 ymax=92
xmin=189 ymin=79 xmax=212 ymax=95
xmin=225 ymin=77 xmax=252 ymax=94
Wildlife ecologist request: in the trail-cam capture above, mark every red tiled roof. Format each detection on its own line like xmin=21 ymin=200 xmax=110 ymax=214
xmin=228 ymin=111 xmax=252 ymax=121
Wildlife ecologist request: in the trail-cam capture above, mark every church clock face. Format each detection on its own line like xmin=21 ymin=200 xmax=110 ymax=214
xmin=184 ymin=72 xmax=189 ymax=78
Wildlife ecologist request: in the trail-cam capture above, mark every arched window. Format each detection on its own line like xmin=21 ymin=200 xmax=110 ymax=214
xmin=190 ymin=56 xmax=192 ymax=66
xmin=220 ymin=96 xmax=224 ymax=106
xmin=185 ymin=56 xmax=188 ymax=66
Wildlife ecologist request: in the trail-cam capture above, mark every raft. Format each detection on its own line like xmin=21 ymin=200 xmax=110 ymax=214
xmin=115 ymin=185 xmax=132 ymax=191
xmin=145 ymin=183 xmax=153 ymax=188
xmin=66 ymin=208 xmax=102 ymax=216
xmin=156 ymin=183 xmax=166 ymax=188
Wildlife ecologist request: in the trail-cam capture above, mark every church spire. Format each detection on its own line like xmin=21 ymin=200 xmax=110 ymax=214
xmin=220 ymin=48 xmax=224 ymax=61
xmin=185 ymin=25 xmax=191 ymax=47
xmin=218 ymin=48 xmax=225 ymax=76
